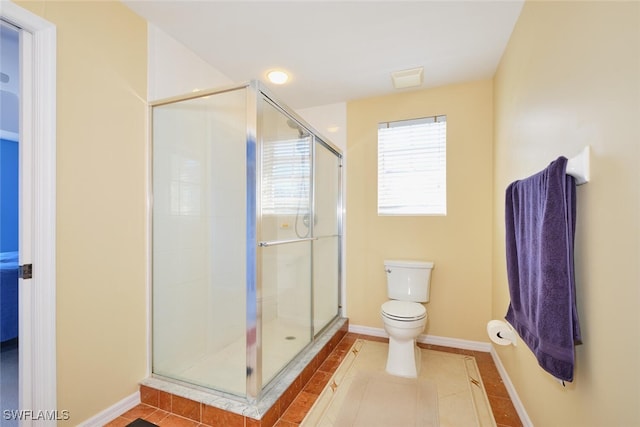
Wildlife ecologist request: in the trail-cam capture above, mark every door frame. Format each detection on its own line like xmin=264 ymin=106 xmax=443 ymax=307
xmin=1 ymin=1 xmax=56 ymax=423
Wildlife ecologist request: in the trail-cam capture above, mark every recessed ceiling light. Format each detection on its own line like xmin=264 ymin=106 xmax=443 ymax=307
xmin=267 ymin=70 xmax=289 ymax=85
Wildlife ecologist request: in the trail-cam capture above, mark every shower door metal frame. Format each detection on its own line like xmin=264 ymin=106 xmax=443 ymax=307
xmin=310 ymin=133 xmax=343 ymax=340
xmin=149 ymin=80 xmax=343 ymax=403
xmin=246 ymin=81 xmax=260 ymax=400
xmin=150 ymin=82 xmax=254 ymax=398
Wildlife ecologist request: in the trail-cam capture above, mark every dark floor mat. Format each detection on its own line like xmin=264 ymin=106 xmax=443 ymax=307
xmin=126 ymin=419 xmax=158 ymax=427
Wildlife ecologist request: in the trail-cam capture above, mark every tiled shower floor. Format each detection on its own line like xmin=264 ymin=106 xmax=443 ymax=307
xmin=162 ymin=320 xmax=311 ymax=396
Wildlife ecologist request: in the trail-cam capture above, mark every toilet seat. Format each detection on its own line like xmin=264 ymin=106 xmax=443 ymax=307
xmin=381 ymin=300 xmax=426 ymax=322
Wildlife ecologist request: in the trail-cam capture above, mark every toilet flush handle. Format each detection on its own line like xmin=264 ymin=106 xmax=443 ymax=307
xmin=385 ymin=268 xmax=392 ymax=273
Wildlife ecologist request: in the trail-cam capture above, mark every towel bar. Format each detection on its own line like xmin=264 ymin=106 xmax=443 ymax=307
xmin=566 ymin=146 xmax=590 ymax=185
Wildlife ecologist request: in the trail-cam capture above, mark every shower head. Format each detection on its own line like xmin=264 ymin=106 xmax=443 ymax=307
xmin=286 ymin=118 xmax=298 ymax=129
xmin=287 ymin=118 xmax=308 ymax=138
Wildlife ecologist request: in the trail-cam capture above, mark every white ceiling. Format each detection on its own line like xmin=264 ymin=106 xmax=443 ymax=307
xmin=123 ymin=1 xmax=524 ymax=109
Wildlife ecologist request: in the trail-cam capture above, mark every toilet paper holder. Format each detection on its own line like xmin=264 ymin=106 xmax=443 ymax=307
xmin=487 ymin=320 xmax=517 ymax=346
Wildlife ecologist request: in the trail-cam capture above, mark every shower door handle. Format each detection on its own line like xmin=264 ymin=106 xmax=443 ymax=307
xmin=258 ymin=237 xmax=317 ymax=247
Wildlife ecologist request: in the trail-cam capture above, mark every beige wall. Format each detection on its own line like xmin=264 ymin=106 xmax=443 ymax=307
xmin=10 ymin=0 xmax=640 ymax=424
xmin=493 ymin=1 xmax=639 ymax=425
xmin=346 ymin=80 xmax=494 ymax=341
xmin=16 ymin=1 xmax=147 ymax=423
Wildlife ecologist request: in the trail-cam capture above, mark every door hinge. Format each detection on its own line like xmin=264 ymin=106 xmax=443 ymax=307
xmin=19 ymin=264 xmax=33 ymax=280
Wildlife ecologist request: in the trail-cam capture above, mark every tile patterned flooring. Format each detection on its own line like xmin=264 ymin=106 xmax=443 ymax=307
xmin=106 ymin=333 xmax=522 ymax=427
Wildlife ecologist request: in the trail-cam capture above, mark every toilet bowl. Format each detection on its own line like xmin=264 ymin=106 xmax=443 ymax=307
xmin=381 ymin=300 xmax=427 ymax=377
xmin=381 ymin=260 xmax=434 ymax=378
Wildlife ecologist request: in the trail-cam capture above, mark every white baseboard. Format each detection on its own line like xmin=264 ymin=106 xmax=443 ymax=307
xmin=77 ymin=391 xmax=140 ymax=427
xmin=348 ymin=324 xmax=388 ymax=338
xmin=348 ymin=324 xmax=492 ymax=352
xmin=349 ymin=323 xmax=529 ymax=425
xmin=418 ymin=334 xmax=492 ymax=352
xmin=490 ymin=347 xmax=533 ymax=427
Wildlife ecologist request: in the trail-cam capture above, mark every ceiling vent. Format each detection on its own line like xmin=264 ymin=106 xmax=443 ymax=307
xmin=391 ymin=67 xmax=424 ymax=89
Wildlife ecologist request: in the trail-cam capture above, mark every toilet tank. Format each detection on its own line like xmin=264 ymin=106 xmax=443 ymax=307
xmin=384 ymin=260 xmax=434 ymax=302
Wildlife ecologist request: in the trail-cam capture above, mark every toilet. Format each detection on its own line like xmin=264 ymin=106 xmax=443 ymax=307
xmin=381 ymin=259 xmax=434 ymax=378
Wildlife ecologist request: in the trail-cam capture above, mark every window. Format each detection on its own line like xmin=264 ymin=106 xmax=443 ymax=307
xmin=378 ymin=115 xmax=446 ymax=215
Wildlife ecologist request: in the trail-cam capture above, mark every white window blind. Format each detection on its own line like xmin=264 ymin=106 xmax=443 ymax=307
xmin=378 ymin=115 xmax=447 ymax=215
xmin=262 ymin=137 xmax=311 ymax=215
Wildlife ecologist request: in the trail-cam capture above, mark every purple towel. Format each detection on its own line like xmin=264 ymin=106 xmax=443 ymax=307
xmin=505 ymin=156 xmax=581 ymax=382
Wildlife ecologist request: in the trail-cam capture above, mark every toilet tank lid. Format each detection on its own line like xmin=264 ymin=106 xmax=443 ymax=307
xmin=384 ymin=260 xmax=434 ymax=269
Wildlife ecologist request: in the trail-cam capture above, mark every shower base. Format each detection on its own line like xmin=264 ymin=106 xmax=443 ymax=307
xmin=140 ymin=317 xmax=348 ymax=425
xmin=174 ymin=318 xmax=313 ymax=396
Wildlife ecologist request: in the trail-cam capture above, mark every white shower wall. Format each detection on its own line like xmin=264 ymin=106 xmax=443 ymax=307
xmin=153 ymin=90 xmax=247 ymax=378
xmin=206 ymin=96 xmax=248 ymax=355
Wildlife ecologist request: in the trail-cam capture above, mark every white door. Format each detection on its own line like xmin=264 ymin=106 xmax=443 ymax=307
xmin=1 ymin=2 xmax=56 ymax=425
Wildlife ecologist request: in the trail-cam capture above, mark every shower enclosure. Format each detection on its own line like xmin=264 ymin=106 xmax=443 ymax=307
xmin=151 ymin=81 xmax=342 ymax=401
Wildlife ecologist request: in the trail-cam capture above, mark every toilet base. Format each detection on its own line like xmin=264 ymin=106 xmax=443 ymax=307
xmin=385 ymin=336 xmax=422 ymax=378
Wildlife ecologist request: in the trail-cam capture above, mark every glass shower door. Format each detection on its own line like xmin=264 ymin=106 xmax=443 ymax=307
xmin=152 ymin=87 xmax=248 ymax=397
xmin=152 ymin=82 xmax=343 ymax=402
xmin=313 ymin=140 xmax=341 ymax=333
xmin=259 ymin=98 xmax=313 ymax=386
